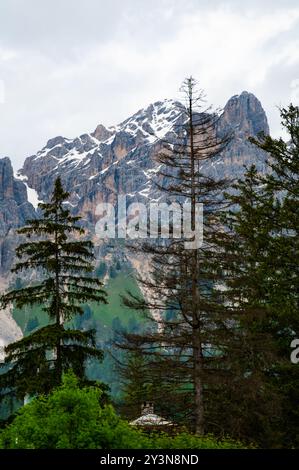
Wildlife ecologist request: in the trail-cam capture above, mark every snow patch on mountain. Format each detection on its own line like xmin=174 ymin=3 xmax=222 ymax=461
xmin=111 ymin=99 xmax=183 ymax=144
xmin=0 ymin=305 xmax=23 ymax=362
xmin=15 ymin=172 xmax=42 ymax=208
xmin=21 ymin=99 xmax=183 ymax=193
xmin=24 ymin=183 xmax=42 ymax=209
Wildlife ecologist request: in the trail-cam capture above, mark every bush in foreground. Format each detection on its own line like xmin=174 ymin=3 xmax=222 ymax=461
xmin=0 ymin=372 xmax=246 ymax=449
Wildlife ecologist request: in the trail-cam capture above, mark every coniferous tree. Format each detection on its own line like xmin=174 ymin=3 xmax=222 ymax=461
xmin=117 ymin=350 xmax=153 ymax=420
xmin=249 ymin=104 xmax=299 ymax=343
xmin=215 ymin=104 xmax=299 ymax=446
xmin=118 ymin=77 xmax=233 ymax=434
xmin=214 ymin=167 xmax=281 ymax=446
xmin=248 ymin=105 xmax=299 ymax=447
xmin=117 ymin=343 xmax=191 ymax=423
xmin=0 ymin=177 xmax=107 ymax=400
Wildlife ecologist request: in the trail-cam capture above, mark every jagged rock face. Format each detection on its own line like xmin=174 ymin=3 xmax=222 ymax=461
xmin=0 ymin=158 xmax=36 ymax=274
xmin=19 ymin=92 xmax=269 ymax=232
xmin=20 ymin=99 xmax=185 ymax=228
xmin=222 ymin=91 xmax=269 ymax=137
xmin=158 ymin=92 xmax=270 ymax=186
xmin=0 ymin=91 xmax=269 ymax=275
xmin=0 ymin=157 xmax=27 ymax=204
xmin=203 ymin=91 xmax=270 ymax=179
xmin=92 ymin=124 xmax=114 ymax=142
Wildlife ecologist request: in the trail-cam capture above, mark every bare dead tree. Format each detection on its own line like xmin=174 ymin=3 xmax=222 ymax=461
xmin=115 ymin=77 xmax=238 ymax=434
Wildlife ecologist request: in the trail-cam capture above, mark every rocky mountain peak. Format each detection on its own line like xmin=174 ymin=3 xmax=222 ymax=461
xmin=92 ymin=124 xmax=114 ymax=142
xmin=46 ymin=136 xmax=68 ymax=149
xmin=0 ymin=157 xmax=36 ymax=274
xmin=114 ymin=99 xmax=183 ymax=142
xmin=19 ymin=99 xmax=185 ymax=201
xmin=15 ymin=91 xmax=270 ymax=235
xmin=222 ymin=90 xmax=269 ymax=136
xmin=0 ymin=157 xmax=27 ymax=204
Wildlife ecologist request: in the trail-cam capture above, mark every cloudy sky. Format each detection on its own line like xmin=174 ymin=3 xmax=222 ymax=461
xmin=1 ymin=0 xmax=299 ymax=168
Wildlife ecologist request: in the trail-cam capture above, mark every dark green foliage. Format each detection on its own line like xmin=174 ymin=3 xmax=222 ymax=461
xmin=0 ymin=325 xmax=103 ymax=397
xmin=117 ymin=349 xmax=190 ymax=424
xmin=216 ymin=104 xmax=299 ymax=447
xmin=118 ymin=351 xmax=155 ymax=420
xmin=0 ymin=177 xmax=107 ymax=399
xmin=2 ymin=178 xmax=106 ymax=320
xmin=247 ymin=104 xmax=299 ymax=447
xmin=212 ymin=166 xmax=281 ymax=446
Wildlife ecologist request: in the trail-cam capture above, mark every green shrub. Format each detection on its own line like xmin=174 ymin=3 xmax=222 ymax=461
xmin=0 ymin=372 xmax=248 ymax=449
xmin=0 ymin=372 xmax=147 ymax=449
xmin=150 ymin=432 xmax=247 ymax=449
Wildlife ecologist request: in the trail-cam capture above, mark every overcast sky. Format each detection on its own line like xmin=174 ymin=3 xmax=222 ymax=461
xmin=1 ymin=0 xmax=299 ymax=169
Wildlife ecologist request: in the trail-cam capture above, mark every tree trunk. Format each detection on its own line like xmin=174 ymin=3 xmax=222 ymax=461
xmin=193 ymin=323 xmax=204 ymax=434
xmin=188 ymin=78 xmax=204 ymax=434
xmin=55 ymin=211 xmax=62 ymax=384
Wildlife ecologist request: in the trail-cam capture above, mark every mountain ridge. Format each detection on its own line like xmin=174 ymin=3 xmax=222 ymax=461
xmin=16 ymin=91 xmax=268 ymax=215
xmin=1 ymin=90 xmax=269 ymax=278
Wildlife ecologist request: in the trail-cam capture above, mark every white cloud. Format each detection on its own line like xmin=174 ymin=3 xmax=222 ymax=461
xmin=291 ymin=78 xmax=299 ymax=102
xmin=0 ymin=0 xmax=299 ymax=167
xmin=0 ymin=80 xmax=5 ymax=104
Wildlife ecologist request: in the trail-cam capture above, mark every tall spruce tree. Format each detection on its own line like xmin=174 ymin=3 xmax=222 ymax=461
xmin=248 ymin=104 xmax=299 ymax=447
xmin=118 ymin=77 xmax=233 ymax=434
xmin=0 ymin=177 xmax=107 ymax=400
xmin=249 ymin=104 xmax=299 ymax=343
xmin=215 ymin=104 xmax=299 ymax=447
xmin=215 ymin=166 xmax=281 ymax=446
